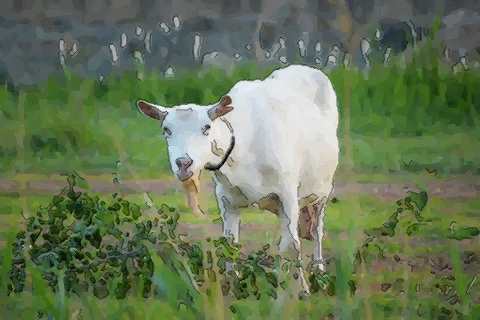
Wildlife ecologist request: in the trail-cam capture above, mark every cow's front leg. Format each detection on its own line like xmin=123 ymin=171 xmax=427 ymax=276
xmin=214 ymin=177 xmax=241 ymax=242
xmin=278 ymin=190 xmax=310 ymax=296
xmin=216 ymin=191 xmax=240 ymax=273
xmin=219 ymin=196 xmax=240 ymax=242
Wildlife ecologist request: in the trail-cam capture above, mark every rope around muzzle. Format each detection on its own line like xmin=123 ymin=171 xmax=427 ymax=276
xmin=204 ymin=119 xmax=235 ymax=171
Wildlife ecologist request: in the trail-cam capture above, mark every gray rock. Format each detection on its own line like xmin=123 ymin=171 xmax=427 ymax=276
xmin=0 ymin=1 xmax=479 ymax=85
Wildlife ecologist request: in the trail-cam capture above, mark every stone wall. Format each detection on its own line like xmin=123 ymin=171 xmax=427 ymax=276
xmin=0 ymin=0 xmax=479 ymax=86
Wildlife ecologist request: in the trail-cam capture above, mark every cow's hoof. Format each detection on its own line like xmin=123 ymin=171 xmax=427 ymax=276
xmin=313 ymin=263 xmax=325 ymax=272
xmin=298 ymin=289 xmax=311 ymax=300
xmin=310 ymin=259 xmax=326 ymax=272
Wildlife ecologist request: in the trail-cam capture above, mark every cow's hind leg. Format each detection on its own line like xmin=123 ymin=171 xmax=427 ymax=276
xmin=312 ymin=197 xmax=328 ymax=271
xmin=278 ymin=190 xmax=310 ymax=295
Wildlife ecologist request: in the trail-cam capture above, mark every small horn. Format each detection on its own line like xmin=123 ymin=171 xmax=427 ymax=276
xmin=208 ymin=95 xmax=234 ymax=120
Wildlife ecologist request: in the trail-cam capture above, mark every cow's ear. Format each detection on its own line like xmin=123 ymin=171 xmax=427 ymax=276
xmin=137 ymin=100 xmax=168 ymax=122
xmin=208 ymin=95 xmax=234 ymax=121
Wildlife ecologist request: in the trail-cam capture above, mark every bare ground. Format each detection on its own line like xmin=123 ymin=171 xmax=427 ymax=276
xmin=1 ymin=177 xmax=479 ymax=199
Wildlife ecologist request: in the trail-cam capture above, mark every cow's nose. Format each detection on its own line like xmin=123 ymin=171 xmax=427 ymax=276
xmin=175 ymin=155 xmax=194 ymax=181
xmin=175 ymin=156 xmax=193 ymax=170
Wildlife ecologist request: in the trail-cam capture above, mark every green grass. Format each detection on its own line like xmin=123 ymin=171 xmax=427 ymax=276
xmin=1 ymin=45 xmax=480 ymax=178
xmin=349 ymin=131 xmax=480 ymax=174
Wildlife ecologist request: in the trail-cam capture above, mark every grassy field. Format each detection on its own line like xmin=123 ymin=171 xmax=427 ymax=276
xmin=1 ymin=43 xmax=479 ymax=177
xmin=0 ymin=181 xmax=479 ymax=319
xmin=0 ymin=40 xmax=479 ymax=318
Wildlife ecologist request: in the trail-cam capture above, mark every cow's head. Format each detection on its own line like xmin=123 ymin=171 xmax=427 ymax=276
xmin=137 ymin=96 xmax=234 ymax=184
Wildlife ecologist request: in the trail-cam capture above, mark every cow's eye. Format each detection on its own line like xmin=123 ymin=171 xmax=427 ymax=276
xmin=163 ymin=127 xmax=172 ymax=136
xmin=202 ymin=124 xmax=211 ymax=136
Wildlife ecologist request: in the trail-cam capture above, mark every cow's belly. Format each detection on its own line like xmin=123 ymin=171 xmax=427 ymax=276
xmin=215 ymin=145 xmax=337 ymax=205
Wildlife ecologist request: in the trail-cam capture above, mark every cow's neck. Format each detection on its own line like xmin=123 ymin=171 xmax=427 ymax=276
xmin=213 ymin=170 xmax=250 ymax=207
xmin=204 ymin=135 xmax=235 ymax=171
xmin=205 ymin=117 xmax=236 ymax=171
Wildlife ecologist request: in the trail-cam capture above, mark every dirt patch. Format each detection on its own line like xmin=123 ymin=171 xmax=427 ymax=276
xmin=0 ymin=178 xmax=174 ymax=196
xmin=333 ymin=179 xmax=480 ymax=199
xmin=1 ymin=177 xmax=479 ymax=199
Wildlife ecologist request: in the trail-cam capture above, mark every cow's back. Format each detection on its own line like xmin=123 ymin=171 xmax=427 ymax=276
xmin=266 ymin=65 xmax=338 ymax=129
xmin=222 ymin=65 xmax=339 ymax=201
xmin=229 ymin=65 xmax=337 ymax=131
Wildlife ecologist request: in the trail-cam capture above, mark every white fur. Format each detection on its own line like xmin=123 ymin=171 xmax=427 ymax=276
xmin=139 ymin=65 xmax=339 ymax=292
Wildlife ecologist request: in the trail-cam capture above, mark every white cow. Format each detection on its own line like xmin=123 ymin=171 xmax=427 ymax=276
xmin=137 ymin=65 xmax=339 ymax=293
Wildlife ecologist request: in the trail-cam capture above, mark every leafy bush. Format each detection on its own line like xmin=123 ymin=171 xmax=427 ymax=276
xmin=9 ymin=172 xmax=157 ymax=298
xmin=7 ymin=173 xmax=297 ymax=301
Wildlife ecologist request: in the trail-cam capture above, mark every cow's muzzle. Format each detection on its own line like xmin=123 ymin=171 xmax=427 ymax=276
xmin=175 ymin=155 xmax=194 ymax=182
